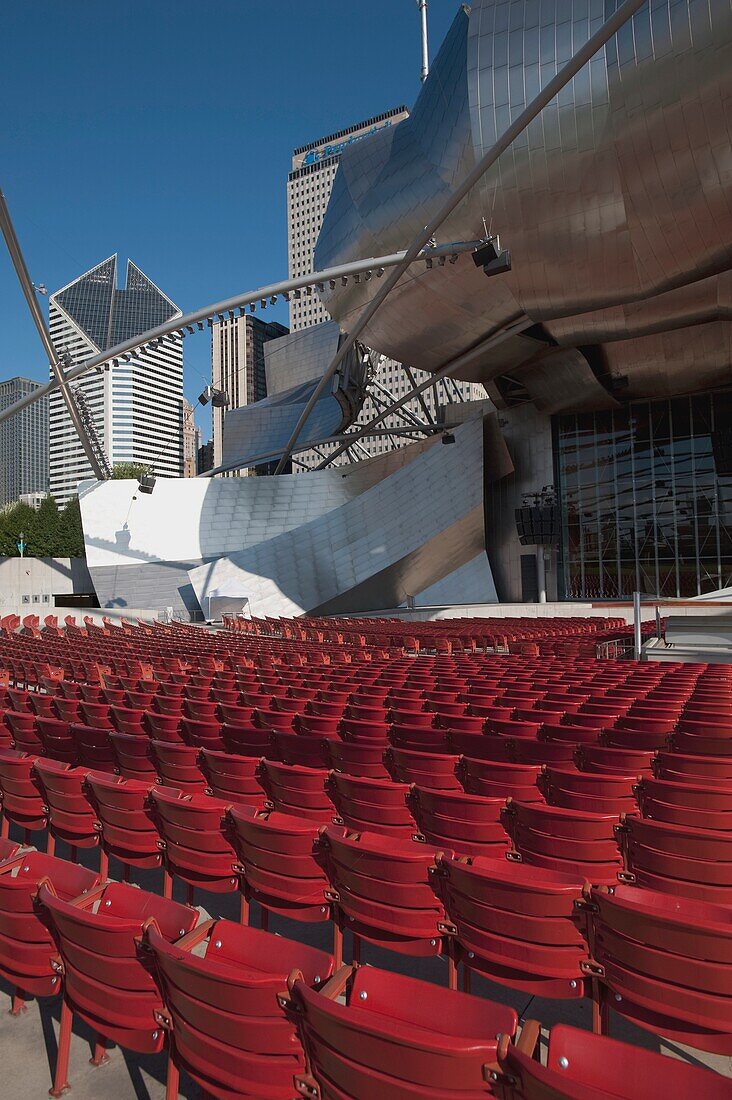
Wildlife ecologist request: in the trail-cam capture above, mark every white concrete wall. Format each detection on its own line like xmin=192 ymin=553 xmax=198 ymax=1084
xmin=0 ymin=556 xmax=93 ymax=616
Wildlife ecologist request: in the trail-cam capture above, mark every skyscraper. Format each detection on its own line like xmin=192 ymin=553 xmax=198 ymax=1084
xmin=211 ymin=314 xmax=287 ymax=475
xmin=286 ymin=108 xmax=486 ymax=470
xmin=48 ymin=255 xmax=183 ymax=505
xmin=182 ymin=398 xmax=198 ymax=478
xmin=0 ymin=376 xmax=48 ymax=508
xmin=287 ymin=108 xmax=409 ymax=333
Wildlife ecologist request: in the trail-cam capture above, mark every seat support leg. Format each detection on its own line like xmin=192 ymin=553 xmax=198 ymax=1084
xmin=163 ymin=870 xmax=172 ymax=899
xmin=89 ymin=1037 xmax=109 ymax=1066
xmin=447 ymin=949 xmax=457 ymax=991
xmin=165 ymin=1053 xmax=180 ymax=1100
xmin=333 ymin=923 xmax=343 ymax=970
xmin=99 ymin=848 xmax=108 ymax=880
xmin=10 ymin=989 xmax=26 ymax=1016
xmin=239 ymin=893 xmax=249 ymax=925
xmin=49 ymin=997 xmax=73 ymax=1096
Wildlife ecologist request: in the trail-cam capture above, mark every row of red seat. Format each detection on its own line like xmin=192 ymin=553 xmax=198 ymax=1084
xmin=1 ymin=842 xmax=727 ymax=1098
xmin=0 ymin=617 xmax=730 ymax=1096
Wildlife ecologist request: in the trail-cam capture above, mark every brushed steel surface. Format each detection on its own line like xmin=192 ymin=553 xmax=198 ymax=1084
xmin=315 ymin=0 xmax=732 ymax=408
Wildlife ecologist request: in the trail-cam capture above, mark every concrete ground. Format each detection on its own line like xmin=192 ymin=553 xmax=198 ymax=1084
xmin=1 ymin=830 xmax=730 ymax=1099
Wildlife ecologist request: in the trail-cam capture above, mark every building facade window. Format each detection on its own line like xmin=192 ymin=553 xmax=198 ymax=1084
xmin=555 ymin=390 xmax=732 ymax=599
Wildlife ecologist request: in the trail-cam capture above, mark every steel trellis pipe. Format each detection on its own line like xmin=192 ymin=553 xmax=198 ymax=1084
xmin=0 ymin=239 xmax=482 ymax=429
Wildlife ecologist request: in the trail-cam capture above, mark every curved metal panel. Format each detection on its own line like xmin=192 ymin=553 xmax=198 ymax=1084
xmin=78 ymin=435 xmax=444 ymax=615
xmin=315 ymin=0 xmax=732 ymax=407
xmin=221 ymin=322 xmax=367 ymax=471
xmin=188 ymin=418 xmax=489 ymax=618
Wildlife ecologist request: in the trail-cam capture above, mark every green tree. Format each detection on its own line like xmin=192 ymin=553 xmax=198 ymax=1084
xmin=32 ymin=495 xmax=60 ymax=557
xmin=56 ymin=497 xmax=85 ymax=557
xmin=3 ymin=501 xmax=38 ymax=556
xmin=112 ymin=462 xmax=150 ymax=480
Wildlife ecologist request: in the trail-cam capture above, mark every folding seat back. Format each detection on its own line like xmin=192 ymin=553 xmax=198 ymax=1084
xmin=4 ymin=709 xmax=43 ymax=753
xmin=52 ymin=696 xmax=81 ymax=724
xmin=296 ymin=714 xmax=342 ymax=737
xmin=35 ymin=716 xmax=76 ymax=763
xmin=229 ymin=804 xmax=331 ymax=924
xmin=407 ymin=787 xmax=510 ymax=853
xmin=288 ymin=964 xmax=518 ymax=1096
xmin=145 ymin=710 xmax=184 ymax=741
xmin=347 ymin=702 xmax=389 ymax=723
xmin=149 ymin=787 xmax=240 ymax=895
xmin=602 ymin=720 xmax=673 ymax=751
xmin=220 ymin=721 xmax=272 ymax=757
xmin=79 ymin=701 xmax=113 ymax=729
xmin=541 ymin=722 xmax=602 ymax=746
xmin=199 ymin=748 xmax=265 ymax=806
xmin=180 ymin=716 xmax=224 ymax=750
xmin=39 ymin=880 xmax=197 ymax=1094
xmin=254 ymin=708 xmax=296 ymax=731
xmin=388 ymin=722 xmax=448 ymax=751
xmin=580 ymin=884 xmax=732 ymax=1054
xmin=109 ymin=705 xmax=147 ymax=735
xmin=492 ymin=1022 xmax=732 ymax=1100
xmin=501 ymin=801 xmax=621 ymax=883
xmin=575 ymin=743 xmax=653 ymax=775
xmin=109 ymin=732 xmax=158 ymax=782
xmin=146 ymin=919 xmax=333 ymax=1100
xmin=85 ymin=773 xmax=163 ymax=871
xmin=6 ymin=688 xmax=33 ymax=713
xmin=434 ymin=853 xmax=588 ymax=1000
xmin=458 ymin=757 xmax=542 ymax=802
xmin=33 ymin=758 xmax=101 ymax=855
xmin=616 ymin=814 xmax=732 ymax=904
xmin=152 ymin=695 xmax=185 ymax=719
xmin=513 ymin=738 xmax=576 ymax=767
xmin=652 ymin=750 xmax=732 ymax=784
xmin=271 ymin=729 xmax=331 ymax=769
xmin=0 ymin=851 xmax=99 ymax=1011
xmin=669 ymin=730 xmax=732 ymax=758
xmin=383 ymin=745 xmax=461 ymax=790
xmin=318 ymin=826 xmax=449 ymax=965
xmin=0 ymin=747 xmax=47 ymax=836
xmin=485 ymin=718 xmax=541 ymax=739
xmin=340 ymin=717 xmax=389 ymax=741
xmin=257 ymin=760 xmax=335 ymax=823
xmin=538 ymin=766 xmax=638 ymax=815
xmin=326 ymin=738 xmax=389 ymax=779
xmin=70 ymin=724 xmax=116 ymax=771
xmin=326 ymin=771 xmax=415 ymax=837
xmin=182 ymin=698 xmax=219 ymax=722
xmin=635 ymin=775 xmax=732 ymax=831
xmin=149 ymin=740 xmax=205 ymax=791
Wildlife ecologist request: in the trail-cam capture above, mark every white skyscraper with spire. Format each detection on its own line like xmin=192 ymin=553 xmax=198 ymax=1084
xmin=48 ymin=255 xmax=183 ymax=505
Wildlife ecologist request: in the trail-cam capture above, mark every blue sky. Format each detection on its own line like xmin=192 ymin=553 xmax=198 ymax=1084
xmin=1 ymin=0 xmax=458 ymax=435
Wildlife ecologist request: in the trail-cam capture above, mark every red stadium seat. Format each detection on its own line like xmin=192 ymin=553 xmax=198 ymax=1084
xmin=579 ymin=884 xmax=732 ymax=1053
xmin=287 ymin=963 xmax=518 ymax=1097
xmin=229 ymin=804 xmax=332 ymax=928
xmin=434 ymin=852 xmax=588 ymax=999
xmin=0 ymin=850 xmax=98 ymax=1016
xmin=492 ymin=1021 xmax=732 ymax=1099
xmin=39 ymin=880 xmax=197 ymax=1095
xmin=318 ymin=825 xmax=452 ymax=975
xmin=326 ymin=771 xmax=415 ymax=837
xmin=146 ymin=918 xmax=333 ymax=1100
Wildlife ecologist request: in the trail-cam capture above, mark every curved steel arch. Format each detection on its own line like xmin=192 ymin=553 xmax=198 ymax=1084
xmin=0 ymin=239 xmax=481 ymax=430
